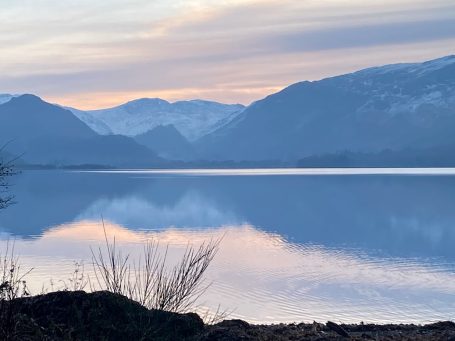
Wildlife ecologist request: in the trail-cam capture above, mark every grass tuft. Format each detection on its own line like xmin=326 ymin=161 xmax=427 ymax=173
xmin=91 ymin=222 xmax=220 ymax=313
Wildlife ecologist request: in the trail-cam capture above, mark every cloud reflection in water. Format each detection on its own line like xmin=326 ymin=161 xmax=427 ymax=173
xmin=3 ymin=221 xmax=454 ymax=324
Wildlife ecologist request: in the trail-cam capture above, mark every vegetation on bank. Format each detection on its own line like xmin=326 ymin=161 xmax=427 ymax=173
xmin=0 ymin=223 xmax=454 ymax=340
xmin=297 ymin=146 xmax=455 ymax=168
xmin=90 ymin=226 xmax=219 ymax=313
xmin=0 ymin=224 xmax=222 ymax=339
xmin=14 ymin=159 xmax=294 ymax=171
xmin=0 ymin=155 xmax=228 ymax=339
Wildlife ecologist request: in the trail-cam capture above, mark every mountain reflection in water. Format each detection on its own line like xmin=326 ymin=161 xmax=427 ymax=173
xmin=0 ymin=170 xmax=454 ymax=323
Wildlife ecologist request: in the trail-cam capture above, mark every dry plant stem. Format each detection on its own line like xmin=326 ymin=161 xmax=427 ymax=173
xmin=127 ymin=241 xmax=163 ymax=307
xmin=91 ymin=222 xmax=220 ymax=313
xmin=91 ymin=225 xmax=130 ymax=295
xmin=0 ymin=241 xmax=32 ymax=301
xmin=200 ymin=304 xmax=234 ymax=325
xmin=0 ymin=146 xmax=16 ymax=210
xmin=0 ymin=240 xmax=33 ymax=340
xmin=151 ymin=242 xmax=218 ymax=312
xmin=54 ymin=261 xmax=89 ymax=292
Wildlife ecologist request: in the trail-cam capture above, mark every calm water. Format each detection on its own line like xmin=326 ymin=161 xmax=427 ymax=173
xmin=0 ymin=169 xmax=455 ymax=323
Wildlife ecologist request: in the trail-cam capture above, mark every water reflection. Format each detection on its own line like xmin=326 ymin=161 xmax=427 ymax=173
xmin=2 ymin=170 xmax=455 ymax=259
xmin=2 ymin=222 xmax=454 ymax=324
xmin=75 ymin=191 xmax=242 ymax=229
xmin=0 ymin=170 xmax=455 ymax=322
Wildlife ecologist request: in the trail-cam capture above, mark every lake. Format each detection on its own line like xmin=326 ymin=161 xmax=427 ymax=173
xmin=0 ymin=169 xmax=454 ymax=323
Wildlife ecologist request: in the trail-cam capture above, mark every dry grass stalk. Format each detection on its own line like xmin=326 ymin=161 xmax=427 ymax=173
xmin=0 ymin=241 xmax=33 ymax=340
xmin=0 ymin=241 xmax=32 ymax=301
xmin=199 ymin=304 xmax=234 ymax=325
xmin=91 ymin=223 xmax=220 ymax=313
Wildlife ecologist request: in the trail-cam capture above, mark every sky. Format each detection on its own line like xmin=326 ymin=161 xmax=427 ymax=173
xmin=1 ymin=0 xmax=455 ymax=109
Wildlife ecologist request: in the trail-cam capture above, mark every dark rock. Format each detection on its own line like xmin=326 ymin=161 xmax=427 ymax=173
xmin=326 ymin=321 xmax=350 ymax=337
xmin=312 ymin=321 xmax=323 ymax=333
xmin=215 ymin=319 xmax=251 ymax=329
xmin=0 ymin=290 xmax=204 ymax=340
xmin=201 ymin=319 xmax=254 ymax=341
xmin=425 ymin=321 xmax=455 ymax=330
xmin=1 ymin=291 xmax=455 ymax=340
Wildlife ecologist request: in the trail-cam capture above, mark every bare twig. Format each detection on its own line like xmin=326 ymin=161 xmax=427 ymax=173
xmin=0 ymin=144 xmax=18 ymax=210
xmin=91 ymin=222 xmax=220 ymax=313
xmin=199 ymin=304 xmax=235 ymax=325
xmin=0 ymin=240 xmax=33 ymax=339
xmin=0 ymin=241 xmax=33 ymax=301
xmin=56 ymin=261 xmax=89 ymax=292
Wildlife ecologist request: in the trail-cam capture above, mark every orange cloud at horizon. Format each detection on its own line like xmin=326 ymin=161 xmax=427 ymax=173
xmin=46 ymin=85 xmax=284 ymax=110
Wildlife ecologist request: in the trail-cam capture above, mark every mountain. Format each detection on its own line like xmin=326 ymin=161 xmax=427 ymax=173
xmin=297 ymin=145 xmax=455 ymax=168
xmin=0 ymin=95 xmax=162 ymax=167
xmin=0 ymin=94 xmax=19 ymax=105
xmin=0 ymin=94 xmax=97 ymax=143
xmin=134 ymin=125 xmax=195 ymax=160
xmin=64 ymin=106 xmax=113 ymax=135
xmin=69 ymin=99 xmax=245 ymax=141
xmin=25 ymin=135 xmax=162 ymax=167
xmin=198 ymin=55 xmax=455 ymax=161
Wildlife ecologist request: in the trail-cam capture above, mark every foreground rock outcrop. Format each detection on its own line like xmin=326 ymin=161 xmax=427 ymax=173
xmin=1 ymin=291 xmax=454 ymax=340
xmin=0 ymin=291 xmax=204 ymax=340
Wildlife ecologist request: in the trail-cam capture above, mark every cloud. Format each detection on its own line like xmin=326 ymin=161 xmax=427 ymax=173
xmin=273 ymin=19 xmax=455 ymax=53
xmin=1 ymin=0 xmax=454 ymax=108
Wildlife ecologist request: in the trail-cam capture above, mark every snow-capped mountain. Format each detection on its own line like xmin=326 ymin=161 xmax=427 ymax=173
xmin=0 ymin=95 xmax=162 ymax=167
xmin=198 ymin=55 xmax=455 ymax=161
xmin=68 ymin=99 xmax=245 ymax=141
xmin=331 ymin=55 xmax=455 ymax=117
xmin=0 ymin=94 xmax=19 ymax=105
xmin=64 ymin=106 xmax=113 ymax=135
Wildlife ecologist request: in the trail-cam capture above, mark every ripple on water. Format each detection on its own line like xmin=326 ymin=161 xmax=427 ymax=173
xmin=1 ymin=222 xmax=454 ymax=323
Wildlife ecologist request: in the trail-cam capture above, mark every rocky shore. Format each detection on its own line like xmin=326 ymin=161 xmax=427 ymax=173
xmin=1 ymin=291 xmax=454 ymax=340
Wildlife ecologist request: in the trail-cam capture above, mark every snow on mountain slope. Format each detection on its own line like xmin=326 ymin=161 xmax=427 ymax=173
xmin=0 ymin=95 xmax=162 ymax=167
xmin=0 ymin=94 xmax=19 ymax=105
xmin=68 ymin=99 xmax=245 ymax=141
xmin=65 ymin=106 xmax=113 ymax=135
xmin=198 ymin=55 xmax=455 ymax=161
xmin=330 ymin=55 xmax=455 ymax=116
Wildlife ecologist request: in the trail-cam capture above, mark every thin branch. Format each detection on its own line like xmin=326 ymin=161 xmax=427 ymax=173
xmin=90 ymin=222 xmax=221 ymax=313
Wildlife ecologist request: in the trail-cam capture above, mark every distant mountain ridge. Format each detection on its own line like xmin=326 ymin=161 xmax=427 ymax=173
xmin=198 ymin=55 xmax=455 ymax=161
xmin=0 ymin=95 xmax=96 ymax=142
xmin=0 ymin=95 xmax=162 ymax=167
xmin=0 ymin=94 xmax=19 ymax=105
xmin=68 ymin=98 xmax=245 ymax=141
xmin=2 ymin=54 xmax=455 ymax=166
xmin=0 ymin=93 xmax=246 ymax=164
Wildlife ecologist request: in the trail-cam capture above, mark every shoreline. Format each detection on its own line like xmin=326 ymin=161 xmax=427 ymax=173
xmin=1 ymin=290 xmax=454 ymax=340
